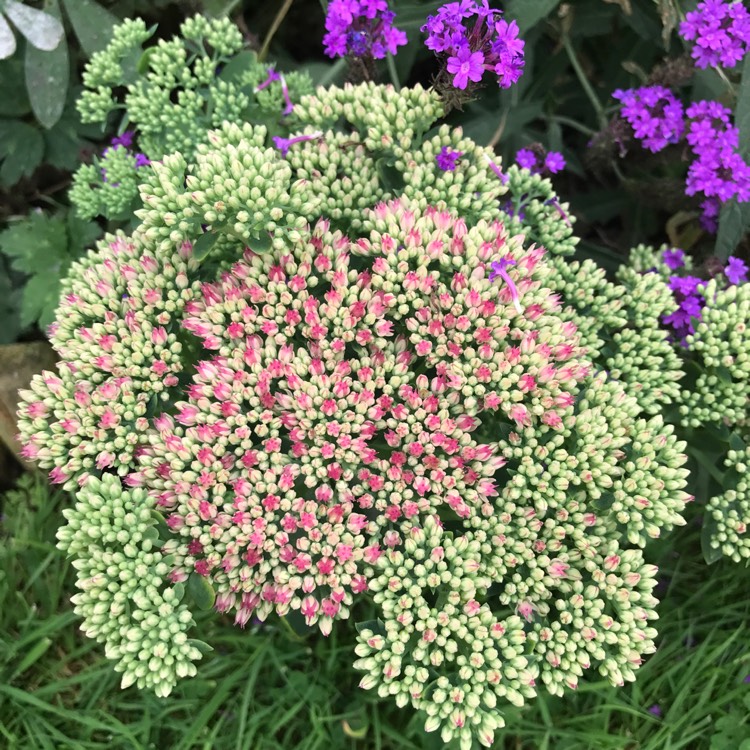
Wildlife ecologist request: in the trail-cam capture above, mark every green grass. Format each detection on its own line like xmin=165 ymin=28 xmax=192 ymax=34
xmin=1 ymin=474 xmax=749 ymax=750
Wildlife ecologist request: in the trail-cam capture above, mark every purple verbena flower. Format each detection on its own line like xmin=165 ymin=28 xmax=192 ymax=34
xmin=725 ymin=255 xmax=749 ymax=284
xmin=435 ymin=146 xmax=463 ymax=171
xmin=515 ymin=148 xmax=538 ymax=171
xmin=134 ymin=153 xmax=150 ymax=168
xmin=662 ymin=248 xmax=685 ymax=270
xmin=111 ymin=130 xmax=134 ymax=149
xmin=648 ymin=704 xmax=662 ymax=717
xmin=484 ymin=153 xmax=508 ymax=184
xmin=680 ymin=0 xmax=750 ymax=69
xmin=272 ymin=132 xmax=323 ymax=158
xmin=544 ymin=151 xmax=566 ymax=174
xmin=254 ymin=67 xmax=281 ymax=92
xmin=662 ymin=274 xmax=706 ymax=343
xmin=612 ymin=86 xmax=685 ymax=153
xmin=323 ymin=0 xmax=407 ymax=60
xmin=488 ymin=257 xmax=522 ymax=313
xmin=686 ymin=100 xmax=735 ymax=149
xmin=446 ymin=44 xmax=485 ymax=89
xmin=700 ymin=197 xmax=721 ymax=233
xmin=422 ymin=1 xmax=524 ymax=91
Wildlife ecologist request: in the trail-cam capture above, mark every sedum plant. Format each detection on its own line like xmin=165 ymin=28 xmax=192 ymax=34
xmin=70 ymin=14 xmax=313 ymax=221
xmin=21 ymin=12 xmax=745 ymax=746
xmin=17 ymin=73 xmax=692 ymax=747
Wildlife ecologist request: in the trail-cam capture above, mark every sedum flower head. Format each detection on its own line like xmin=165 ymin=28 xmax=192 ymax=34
xmin=74 ymin=15 xmax=313 ymax=220
xmin=680 ymin=278 xmax=750 ymax=428
xmin=57 ymin=473 xmax=203 ymax=697
xmin=17 ymin=232 xmax=202 ymax=489
xmin=706 ymin=440 xmax=750 ymax=562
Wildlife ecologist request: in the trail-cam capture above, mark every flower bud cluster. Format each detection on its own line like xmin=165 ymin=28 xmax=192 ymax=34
xmin=292 ymin=82 xmax=444 ymax=151
xmin=681 ymin=278 xmax=750 ymax=428
xmin=706 ymin=441 xmax=750 ymax=562
xmin=18 ymin=79 xmax=695 ymax=742
xmin=497 ymin=165 xmax=578 ymax=258
xmin=16 ymin=233 xmax=201 ymax=488
xmin=73 ymin=15 xmax=312 ymax=220
xmin=135 ymin=122 xmax=317 ymax=257
xmin=57 ymin=474 xmax=202 ymax=697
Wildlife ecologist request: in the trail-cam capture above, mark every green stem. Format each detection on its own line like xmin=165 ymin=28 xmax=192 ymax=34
xmin=386 ymin=51 xmax=400 ymax=91
xmin=317 ymin=57 xmax=347 ymax=87
xmin=562 ymin=34 xmax=607 ymax=129
xmin=551 ymin=114 xmax=597 ymax=137
xmin=259 ymin=0 xmax=295 ymax=62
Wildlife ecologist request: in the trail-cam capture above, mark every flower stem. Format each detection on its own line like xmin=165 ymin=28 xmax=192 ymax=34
xmin=386 ymin=52 xmax=400 ymax=90
xmin=259 ymin=0 xmax=295 ymax=62
xmin=562 ymin=34 xmax=607 ymax=129
xmin=551 ymin=114 xmax=597 ymax=137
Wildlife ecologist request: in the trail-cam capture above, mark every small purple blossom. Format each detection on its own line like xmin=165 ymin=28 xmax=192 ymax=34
xmin=515 ymin=148 xmax=538 ymax=171
xmin=254 ymin=67 xmax=281 ymax=92
xmin=422 ymin=1 xmax=524 ymax=91
xmin=662 ymin=275 xmax=705 ymax=343
xmin=279 ymin=74 xmax=294 ymax=117
xmin=435 ymin=146 xmax=463 ymax=171
xmin=484 ymin=154 xmax=508 ymax=184
xmin=680 ymin=0 xmax=750 ymax=70
xmin=544 ymin=151 xmax=566 ymax=174
xmin=272 ymin=132 xmax=323 ymax=158
xmin=612 ymin=86 xmax=685 ymax=153
xmin=648 ymin=704 xmax=662 ymax=717
xmin=725 ymin=256 xmax=749 ymax=284
xmin=134 ymin=153 xmax=150 ymax=168
xmin=323 ymin=0 xmax=407 ymax=60
xmin=488 ymin=257 xmax=522 ymax=313
xmin=111 ymin=130 xmax=134 ymax=149
xmin=700 ymin=197 xmax=721 ymax=233
xmin=446 ymin=45 xmax=485 ymax=90
xmin=662 ymin=248 xmax=685 ymax=270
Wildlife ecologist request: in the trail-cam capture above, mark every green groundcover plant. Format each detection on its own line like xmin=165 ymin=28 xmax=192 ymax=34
xmin=11 ymin=6 xmax=750 ymax=749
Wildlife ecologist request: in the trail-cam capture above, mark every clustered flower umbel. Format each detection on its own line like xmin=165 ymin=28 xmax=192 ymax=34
xmin=57 ymin=473 xmax=203 ymax=695
xmin=422 ymin=0 xmax=525 ymax=91
xmin=20 ymin=79 xmax=693 ymax=744
xmin=680 ymin=277 xmax=750 ymax=428
xmin=72 ymin=14 xmax=313 ymax=221
xmin=680 ymin=0 xmax=750 ymax=69
xmin=17 ymin=232 xmax=201 ymax=489
xmin=323 ymin=0 xmax=407 ymax=60
xmin=706 ymin=440 xmax=750 ymax=563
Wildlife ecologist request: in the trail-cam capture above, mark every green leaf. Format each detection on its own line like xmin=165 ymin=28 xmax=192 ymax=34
xmin=0 ymin=57 xmax=30 ymax=115
xmin=192 ymin=231 xmax=219 ymax=261
xmin=0 ymin=14 xmax=17 ymax=59
xmin=249 ymin=232 xmax=274 ymax=254
xmin=60 ymin=0 xmax=118 ymax=57
xmin=186 ymin=574 xmax=216 ymax=611
xmin=20 ymin=271 xmax=62 ymax=329
xmin=24 ymin=0 xmax=68 ymax=129
xmin=729 ymin=432 xmax=746 ymax=453
xmin=3 ymin=0 xmax=64 ymax=51
xmin=218 ymin=50 xmax=258 ymax=84
xmin=505 ymin=0 xmax=562 ymax=33
xmin=0 ymin=121 xmax=43 ymax=185
xmin=186 ymin=639 xmax=214 ymax=655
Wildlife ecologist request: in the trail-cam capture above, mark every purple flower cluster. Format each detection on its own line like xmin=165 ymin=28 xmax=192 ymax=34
xmin=515 ymin=147 xmax=566 ymax=175
xmin=435 ymin=146 xmax=463 ymax=171
xmin=612 ymin=86 xmax=685 ymax=153
xmin=661 ymin=248 xmax=685 ymax=270
xmin=680 ymin=0 xmax=750 ymax=69
xmin=726 ymin=255 xmax=749 ymax=284
xmin=323 ymin=0 xmax=406 ymax=60
xmin=422 ymin=1 xmax=525 ymax=90
xmin=662 ymin=275 xmax=705 ymax=344
xmin=660 ymin=253 xmax=747 ymax=342
xmin=685 ymin=100 xmax=750 ymax=228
